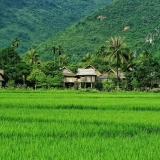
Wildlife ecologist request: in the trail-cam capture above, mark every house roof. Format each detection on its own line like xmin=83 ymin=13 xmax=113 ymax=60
xmin=0 ymin=75 xmax=4 ymax=81
xmin=102 ymin=69 xmax=126 ymax=79
xmin=0 ymin=69 xmax=4 ymax=75
xmin=62 ymin=66 xmax=76 ymax=77
xmin=76 ymin=69 xmax=97 ymax=76
xmin=85 ymin=65 xmax=102 ymax=76
xmin=102 ymin=68 xmax=117 ymax=75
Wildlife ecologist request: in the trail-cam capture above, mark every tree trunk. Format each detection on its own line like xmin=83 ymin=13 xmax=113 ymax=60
xmin=116 ymin=58 xmax=119 ymax=88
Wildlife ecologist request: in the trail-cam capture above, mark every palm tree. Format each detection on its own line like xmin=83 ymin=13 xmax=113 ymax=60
xmin=57 ymin=45 xmax=63 ymax=65
xmin=140 ymin=50 xmax=152 ymax=58
xmin=24 ymin=49 xmax=39 ymax=65
xmin=82 ymin=53 xmax=93 ymax=62
xmin=57 ymin=45 xmax=63 ymax=56
xmin=51 ymin=46 xmax=57 ymax=64
xmin=105 ymin=36 xmax=130 ymax=87
xmin=121 ymin=51 xmax=137 ymax=72
xmin=59 ymin=54 xmax=69 ymax=66
xmin=51 ymin=46 xmax=56 ymax=54
xmin=96 ymin=45 xmax=106 ymax=57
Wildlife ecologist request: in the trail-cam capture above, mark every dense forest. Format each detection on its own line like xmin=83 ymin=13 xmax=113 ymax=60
xmin=0 ymin=0 xmax=113 ymax=54
xmin=34 ymin=0 xmax=160 ymax=61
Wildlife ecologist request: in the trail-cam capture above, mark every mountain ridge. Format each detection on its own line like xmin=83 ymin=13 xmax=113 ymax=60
xmin=0 ymin=0 xmax=113 ymax=53
xmin=35 ymin=0 xmax=160 ymax=61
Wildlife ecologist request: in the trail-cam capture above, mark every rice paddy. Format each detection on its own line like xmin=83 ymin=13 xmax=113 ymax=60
xmin=0 ymin=90 xmax=160 ymax=159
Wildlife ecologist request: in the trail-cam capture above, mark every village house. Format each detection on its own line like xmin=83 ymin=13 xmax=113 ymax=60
xmin=61 ymin=65 xmax=128 ymax=90
xmin=62 ymin=66 xmax=77 ymax=88
xmin=62 ymin=65 xmax=103 ymax=89
xmin=76 ymin=68 xmax=97 ymax=89
xmin=99 ymin=68 xmax=126 ymax=82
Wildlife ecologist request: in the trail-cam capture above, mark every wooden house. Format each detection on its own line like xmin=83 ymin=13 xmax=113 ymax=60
xmin=76 ymin=68 xmax=97 ymax=88
xmin=62 ymin=67 xmax=77 ymax=88
xmin=0 ymin=69 xmax=4 ymax=88
xmin=99 ymin=69 xmax=126 ymax=81
xmin=99 ymin=69 xmax=117 ymax=81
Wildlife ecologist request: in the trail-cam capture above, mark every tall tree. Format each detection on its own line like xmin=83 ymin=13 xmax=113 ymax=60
xmin=41 ymin=61 xmax=63 ymax=87
xmin=105 ymin=36 xmax=130 ymax=87
xmin=59 ymin=54 xmax=69 ymax=66
xmin=0 ymin=46 xmax=30 ymax=85
xmin=51 ymin=46 xmax=57 ymax=64
xmin=82 ymin=53 xmax=93 ymax=62
xmin=57 ymin=45 xmax=63 ymax=56
xmin=27 ymin=69 xmax=46 ymax=89
xmin=24 ymin=49 xmax=39 ymax=65
xmin=121 ymin=51 xmax=137 ymax=72
xmin=96 ymin=45 xmax=106 ymax=57
xmin=57 ymin=45 xmax=63 ymax=66
xmin=51 ymin=45 xmax=63 ymax=65
xmin=126 ymin=51 xmax=160 ymax=90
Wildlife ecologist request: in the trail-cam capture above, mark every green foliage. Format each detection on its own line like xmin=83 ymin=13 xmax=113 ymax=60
xmin=27 ymin=69 xmax=46 ymax=89
xmin=126 ymin=52 xmax=160 ymax=90
xmin=41 ymin=61 xmax=63 ymax=78
xmin=0 ymin=0 xmax=113 ymax=54
xmin=23 ymin=49 xmax=40 ymax=65
xmin=0 ymin=46 xmax=30 ymax=85
xmin=35 ymin=0 xmax=160 ymax=61
xmin=102 ymin=77 xmax=116 ymax=91
xmin=5 ymin=80 xmax=15 ymax=89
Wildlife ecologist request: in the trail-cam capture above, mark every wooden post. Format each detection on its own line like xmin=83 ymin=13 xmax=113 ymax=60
xmin=91 ymin=76 xmax=93 ymax=89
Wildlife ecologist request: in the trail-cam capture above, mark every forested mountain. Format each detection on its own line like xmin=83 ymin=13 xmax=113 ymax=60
xmin=35 ymin=0 xmax=160 ymax=61
xmin=0 ymin=0 xmax=113 ymax=53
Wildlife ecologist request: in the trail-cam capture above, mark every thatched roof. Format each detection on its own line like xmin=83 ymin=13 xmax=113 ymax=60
xmin=102 ymin=69 xmax=126 ymax=79
xmin=62 ymin=67 xmax=76 ymax=77
xmin=102 ymin=68 xmax=117 ymax=76
xmin=85 ymin=65 xmax=102 ymax=76
xmin=76 ymin=69 xmax=97 ymax=76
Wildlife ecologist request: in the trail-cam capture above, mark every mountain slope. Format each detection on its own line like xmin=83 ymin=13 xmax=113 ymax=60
xmin=35 ymin=0 xmax=160 ymax=61
xmin=0 ymin=0 xmax=113 ymax=53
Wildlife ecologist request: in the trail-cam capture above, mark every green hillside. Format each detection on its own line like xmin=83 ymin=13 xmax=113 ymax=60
xmin=35 ymin=0 xmax=160 ymax=61
xmin=0 ymin=0 xmax=112 ymax=54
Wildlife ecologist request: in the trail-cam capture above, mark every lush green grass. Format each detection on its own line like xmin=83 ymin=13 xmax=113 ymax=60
xmin=0 ymin=90 xmax=160 ymax=159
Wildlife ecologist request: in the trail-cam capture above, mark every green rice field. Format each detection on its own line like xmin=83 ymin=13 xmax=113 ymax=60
xmin=0 ymin=90 xmax=160 ymax=160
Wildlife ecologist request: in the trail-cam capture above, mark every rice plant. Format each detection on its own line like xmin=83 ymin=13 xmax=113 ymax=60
xmin=0 ymin=90 xmax=160 ymax=159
